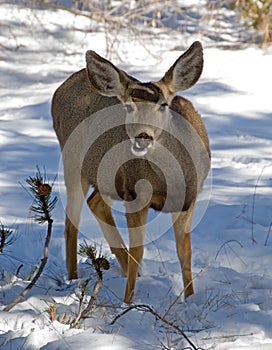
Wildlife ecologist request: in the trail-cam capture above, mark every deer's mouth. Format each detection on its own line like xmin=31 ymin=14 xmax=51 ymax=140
xmin=131 ymin=133 xmax=154 ymax=157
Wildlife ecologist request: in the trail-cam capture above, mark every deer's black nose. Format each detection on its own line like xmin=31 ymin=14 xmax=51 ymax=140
xmin=134 ymin=133 xmax=153 ymax=151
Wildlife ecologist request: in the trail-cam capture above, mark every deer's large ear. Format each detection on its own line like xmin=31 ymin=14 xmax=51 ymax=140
xmin=160 ymin=41 xmax=203 ymax=95
xmin=86 ymin=51 xmax=129 ymax=97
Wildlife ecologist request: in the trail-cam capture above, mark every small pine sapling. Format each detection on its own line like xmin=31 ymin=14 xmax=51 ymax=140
xmin=71 ymin=241 xmax=110 ymax=326
xmin=0 ymin=225 xmax=16 ymax=254
xmin=4 ymin=167 xmax=57 ymax=312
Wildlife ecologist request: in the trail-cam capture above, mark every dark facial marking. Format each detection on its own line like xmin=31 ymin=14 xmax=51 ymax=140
xmin=130 ymin=82 xmax=162 ymax=103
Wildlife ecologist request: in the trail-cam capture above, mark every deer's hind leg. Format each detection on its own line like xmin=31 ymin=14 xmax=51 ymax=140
xmin=87 ymin=190 xmax=129 ymax=276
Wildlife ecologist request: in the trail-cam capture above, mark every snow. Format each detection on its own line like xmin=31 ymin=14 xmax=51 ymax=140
xmin=0 ymin=2 xmax=272 ymax=349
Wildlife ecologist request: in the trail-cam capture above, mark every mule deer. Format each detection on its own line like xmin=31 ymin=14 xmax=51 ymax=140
xmin=52 ymin=41 xmax=210 ymax=303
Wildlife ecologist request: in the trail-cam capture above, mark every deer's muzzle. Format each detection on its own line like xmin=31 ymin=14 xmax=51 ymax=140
xmin=131 ymin=132 xmax=154 ymax=157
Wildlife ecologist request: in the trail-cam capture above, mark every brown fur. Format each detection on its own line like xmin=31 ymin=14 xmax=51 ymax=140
xmin=52 ymin=42 xmax=210 ymax=303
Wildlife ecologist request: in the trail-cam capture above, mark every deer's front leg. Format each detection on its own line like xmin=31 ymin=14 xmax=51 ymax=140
xmin=124 ymin=205 xmax=149 ymax=304
xmin=65 ymin=177 xmax=89 ymax=280
xmin=172 ymin=202 xmax=195 ymax=300
xmin=87 ymin=190 xmax=129 ymax=276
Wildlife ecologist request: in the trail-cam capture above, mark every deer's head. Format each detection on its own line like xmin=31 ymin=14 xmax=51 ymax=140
xmin=86 ymin=42 xmax=203 ymax=157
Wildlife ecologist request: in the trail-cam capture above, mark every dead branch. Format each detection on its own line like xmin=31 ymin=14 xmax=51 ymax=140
xmin=81 ymin=277 xmax=103 ymax=318
xmin=110 ymin=303 xmax=203 ymax=350
xmin=70 ymin=278 xmax=90 ymax=327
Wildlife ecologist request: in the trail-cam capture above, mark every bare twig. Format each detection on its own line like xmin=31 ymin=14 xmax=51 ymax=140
xmin=163 ymin=266 xmax=210 ymax=320
xmin=15 ymin=264 xmax=24 ymax=278
xmin=264 ymin=220 xmax=272 ymax=246
xmin=110 ymin=303 xmax=202 ymax=350
xmin=71 ymin=278 xmax=90 ymax=327
xmin=81 ymin=277 xmax=103 ymax=318
xmin=70 ymin=277 xmax=102 ymax=327
xmin=251 ymin=166 xmax=265 ymax=244
xmin=215 ymin=240 xmax=243 ymax=261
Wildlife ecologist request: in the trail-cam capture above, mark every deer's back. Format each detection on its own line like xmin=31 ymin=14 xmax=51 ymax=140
xmin=52 ymin=68 xmax=121 ymax=148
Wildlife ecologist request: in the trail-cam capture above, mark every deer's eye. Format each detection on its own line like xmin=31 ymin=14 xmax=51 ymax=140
xmin=159 ymin=103 xmax=168 ymax=112
xmin=124 ymin=104 xmax=134 ymax=113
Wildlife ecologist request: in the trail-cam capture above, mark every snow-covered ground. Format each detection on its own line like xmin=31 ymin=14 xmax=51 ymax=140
xmin=0 ymin=3 xmax=272 ymax=349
